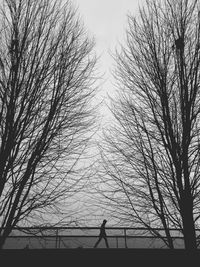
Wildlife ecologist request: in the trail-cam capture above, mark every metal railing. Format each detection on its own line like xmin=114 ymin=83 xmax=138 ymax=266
xmin=2 ymin=227 xmax=200 ymax=249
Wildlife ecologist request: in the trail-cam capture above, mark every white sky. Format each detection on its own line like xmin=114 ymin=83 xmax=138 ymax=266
xmin=71 ymin=0 xmax=145 ymax=225
xmin=74 ymin=0 xmax=142 ymax=52
xmin=73 ymin=0 xmax=144 ymax=125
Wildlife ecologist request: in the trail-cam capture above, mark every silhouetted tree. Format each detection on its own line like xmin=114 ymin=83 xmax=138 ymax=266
xmin=99 ymin=0 xmax=200 ymax=250
xmin=0 ymin=0 xmax=97 ymax=248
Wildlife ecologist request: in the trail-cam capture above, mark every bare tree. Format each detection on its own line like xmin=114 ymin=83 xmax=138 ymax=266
xmin=0 ymin=0 xmax=97 ymax=248
xmin=98 ymin=0 xmax=200 ymax=250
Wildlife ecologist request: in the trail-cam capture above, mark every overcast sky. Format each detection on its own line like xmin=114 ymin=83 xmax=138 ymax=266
xmin=67 ymin=1 xmax=146 ymax=225
xmin=73 ymin=0 xmax=144 ymax=124
xmin=74 ymin=0 xmax=142 ymax=52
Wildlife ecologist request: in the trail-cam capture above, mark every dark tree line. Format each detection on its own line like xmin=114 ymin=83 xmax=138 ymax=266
xmin=0 ymin=0 xmax=97 ymax=248
xmin=97 ymin=0 xmax=200 ymax=250
xmin=2 ymin=0 xmax=200 ymax=252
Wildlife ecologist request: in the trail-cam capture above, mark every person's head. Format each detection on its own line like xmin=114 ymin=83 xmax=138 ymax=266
xmin=103 ymin=219 xmax=107 ymax=224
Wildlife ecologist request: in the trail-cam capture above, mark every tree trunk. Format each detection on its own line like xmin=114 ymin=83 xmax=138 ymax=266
xmin=165 ymin=228 xmax=174 ymax=249
xmin=0 ymin=228 xmax=11 ymax=249
xmin=181 ymin=196 xmax=197 ymax=250
xmin=0 ymin=236 xmax=6 ymax=249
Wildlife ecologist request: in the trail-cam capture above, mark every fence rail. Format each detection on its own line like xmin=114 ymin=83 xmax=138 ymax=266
xmin=1 ymin=227 xmax=200 ymax=249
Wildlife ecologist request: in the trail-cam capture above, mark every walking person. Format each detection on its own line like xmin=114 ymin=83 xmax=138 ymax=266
xmin=94 ymin=219 xmax=109 ymax=248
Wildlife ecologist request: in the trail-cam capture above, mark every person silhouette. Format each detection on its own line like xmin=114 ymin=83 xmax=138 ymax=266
xmin=94 ymin=219 xmax=109 ymax=248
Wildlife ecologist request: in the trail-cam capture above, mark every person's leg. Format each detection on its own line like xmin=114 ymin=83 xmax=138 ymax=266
xmin=104 ymin=236 xmax=109 ymax=248
xmin=94 ymin=236 xmax=102 ymax=248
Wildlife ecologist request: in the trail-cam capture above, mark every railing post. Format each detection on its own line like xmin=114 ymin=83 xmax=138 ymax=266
xmin=124 ymin=228 xmax=128 ymax=248
xmin=55 ymin=229 xmax=58 ymax=249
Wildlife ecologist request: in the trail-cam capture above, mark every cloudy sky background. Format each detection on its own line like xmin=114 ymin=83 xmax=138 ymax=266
xmin=64 ymin=0 xmax=145 ymax=226
xmin=65 ymin=0 xmax=145 ymax=226
xmin=74 ymin=0 xmax=144 ymax=127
